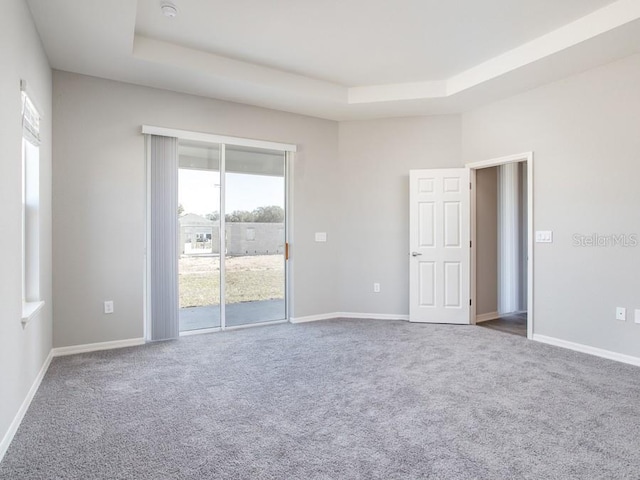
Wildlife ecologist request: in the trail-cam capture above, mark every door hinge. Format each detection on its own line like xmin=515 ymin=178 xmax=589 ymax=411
xmin=469 ymin=299 xmax=472 ymax=306
xmin=285 ymin=242 xmax=289 ymax=260
xmin=470 ymin=240 xmax=472 ymax=248
xmin=470 ymin=182 xmax=472 ymax=190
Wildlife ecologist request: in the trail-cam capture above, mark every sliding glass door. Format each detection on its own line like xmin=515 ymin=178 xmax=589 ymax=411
xmin=178 ymin=141 xmax=222 ymax=331
xmin=224 ymin=146 xmax=286 ymax=327
xmin=177 ymin=141 xmax=287 ymax=332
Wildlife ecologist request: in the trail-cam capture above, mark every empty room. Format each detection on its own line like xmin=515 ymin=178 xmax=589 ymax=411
xmin=1 ymin=0 xmax=639 ymax=478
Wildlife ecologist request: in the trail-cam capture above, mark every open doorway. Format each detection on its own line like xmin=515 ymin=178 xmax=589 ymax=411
xmin=468 ymin=153 xmax=533 ymax=339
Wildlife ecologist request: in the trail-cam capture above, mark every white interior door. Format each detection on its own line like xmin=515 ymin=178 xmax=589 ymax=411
xmin=409 ymin=169 xmax=470 ymax=324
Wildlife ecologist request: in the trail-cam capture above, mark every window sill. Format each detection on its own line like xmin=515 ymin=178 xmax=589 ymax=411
xmin=22 ymin=301 xmax=45 ymax=325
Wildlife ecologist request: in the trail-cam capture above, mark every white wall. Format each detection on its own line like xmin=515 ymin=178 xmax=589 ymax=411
xmin=463 ymin=53 xmax=640 ymax=357
xmin=338 ymin=116 xmax=462 ymax=315
xmin=52 ymin=71 xmax=340 ymax=347
xmin=0 ymin=0 xmax=52 ymax=455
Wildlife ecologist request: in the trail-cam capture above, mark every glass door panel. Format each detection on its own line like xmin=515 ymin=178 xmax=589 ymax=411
xmin=178 ymin=141 xmax=221 ymax=332
xmin=224 ymin=145 xmax=286 ymax=326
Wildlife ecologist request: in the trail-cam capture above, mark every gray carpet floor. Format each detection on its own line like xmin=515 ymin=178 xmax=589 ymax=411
xmin=1 ymin=319 xmax=640 ymax=479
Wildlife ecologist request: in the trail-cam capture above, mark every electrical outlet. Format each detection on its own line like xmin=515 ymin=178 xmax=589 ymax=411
xmin=616 ymin=307 xmax=626 ymax=321
xmin=373 ymin=283 xmax=380 ymax=293
xmin=104 ymin=301 xmax=114 ymax=314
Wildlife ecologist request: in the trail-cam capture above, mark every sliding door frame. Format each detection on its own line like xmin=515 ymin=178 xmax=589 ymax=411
xmin=219 ymin=143 xmax=227 ymax=331
xmin=143 ymin=126 xmax=296 ymax=339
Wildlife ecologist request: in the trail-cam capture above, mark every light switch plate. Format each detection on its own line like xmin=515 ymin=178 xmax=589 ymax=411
xmin=535 ymin=231 xmax=553 ymax=243
xmin=104 ymin=301 xmax=114 ymax=314
xmin=635 ymin=309 xmax=640 ymax=324
xmin=616 ymin=307 xmax=626 ymax=321
xmin=315 ymin=232 xmax=327 ymax=242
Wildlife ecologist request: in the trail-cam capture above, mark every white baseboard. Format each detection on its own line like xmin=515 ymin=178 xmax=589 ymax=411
xmin=0 ymin=349 xmax=53 ymax=463
xmin=475 ymin=311 xmax=500 ymax=323
xmin=290 ymin=312 xmax=409 ymax=323
xmin=533 ymin=334 xmax=640 ymax=367
xmin=52 ymin=338 xmax=145 ymax=357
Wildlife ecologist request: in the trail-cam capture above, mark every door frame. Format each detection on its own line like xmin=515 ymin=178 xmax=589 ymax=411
xmin=466 ymin=152 xmax=534 ymax=339
xmin=143 ymin=125 xmax=296 ymax=338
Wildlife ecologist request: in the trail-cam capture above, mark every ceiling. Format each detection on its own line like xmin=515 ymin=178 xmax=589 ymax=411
xmin=27 ymin=0 xmax=640 ymax=120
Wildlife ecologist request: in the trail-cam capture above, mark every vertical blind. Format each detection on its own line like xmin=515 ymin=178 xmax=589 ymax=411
xmin=148 ymin=135 xmax=180 ymax=341
xmin=497 ymin=162 xmax=522 ymax=314
xmin=21 ymin=80 xmax=41 ymax=146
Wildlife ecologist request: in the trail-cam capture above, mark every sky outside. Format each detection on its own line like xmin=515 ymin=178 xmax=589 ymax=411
xmin=179 ymin=169 xmax=284 ymax=216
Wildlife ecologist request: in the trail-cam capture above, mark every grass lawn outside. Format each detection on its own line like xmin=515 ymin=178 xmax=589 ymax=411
xmin=179 ymin=254 xmax=285 ymax=308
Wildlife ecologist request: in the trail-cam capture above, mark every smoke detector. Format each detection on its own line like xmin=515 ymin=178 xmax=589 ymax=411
xmin=161 ymin=3 xmax=178 ymax=18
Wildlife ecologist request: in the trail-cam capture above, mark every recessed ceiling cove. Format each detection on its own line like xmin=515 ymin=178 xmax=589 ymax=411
xmin=27 ymin=0 xmax=640 ymax=120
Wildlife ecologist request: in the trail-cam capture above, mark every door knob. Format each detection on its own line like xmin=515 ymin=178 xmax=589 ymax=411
xmin=411 ymin=252 xmax=422 ymax=257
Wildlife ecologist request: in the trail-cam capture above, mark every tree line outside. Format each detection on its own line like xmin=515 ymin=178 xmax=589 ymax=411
xmin=179 ymin=204 xmax=284 ymax=223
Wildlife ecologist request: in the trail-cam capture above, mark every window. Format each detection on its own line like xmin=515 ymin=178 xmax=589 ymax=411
xmin=21 ymin=83 xmax=44 ymax=323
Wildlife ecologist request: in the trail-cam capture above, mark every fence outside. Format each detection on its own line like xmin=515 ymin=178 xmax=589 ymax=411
xmin=179 ymin=213 xmax=284 ymax=256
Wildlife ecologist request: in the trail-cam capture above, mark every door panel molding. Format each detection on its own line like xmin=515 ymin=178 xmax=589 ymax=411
xmin=409 ymin=168 xmax=470 ymax=324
